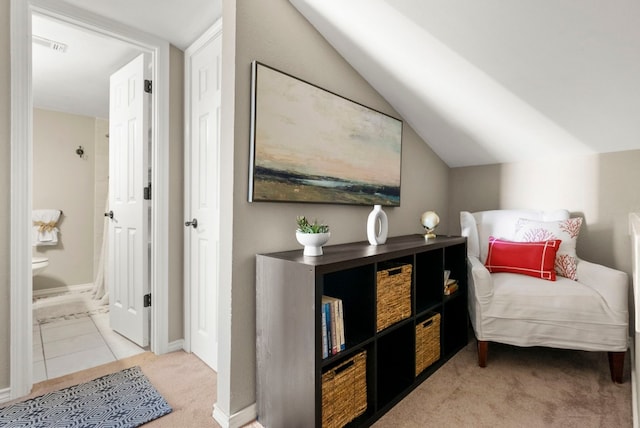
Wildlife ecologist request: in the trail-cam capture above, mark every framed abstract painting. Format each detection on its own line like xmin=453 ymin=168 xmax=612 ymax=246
xmin=249 ymin=61 xmax=403 ymax=206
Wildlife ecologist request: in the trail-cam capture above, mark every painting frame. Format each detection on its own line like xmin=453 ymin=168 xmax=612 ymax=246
xmin=248 ymin=61 xmax=403 ymax=206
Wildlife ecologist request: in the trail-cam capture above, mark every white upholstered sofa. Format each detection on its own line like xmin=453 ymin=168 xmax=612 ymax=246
xmin=460 ymin=209 xmax=629 ymax=383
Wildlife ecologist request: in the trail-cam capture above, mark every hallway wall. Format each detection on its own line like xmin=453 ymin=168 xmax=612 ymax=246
xmin=218 ymin=0 xmax=450 ymax=417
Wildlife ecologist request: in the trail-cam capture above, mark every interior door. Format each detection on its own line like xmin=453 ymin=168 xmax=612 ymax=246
xmin=108 ymin=53 xmax=151 ymax=347
xmin=186 ymin=32 xmax=221 ymax=370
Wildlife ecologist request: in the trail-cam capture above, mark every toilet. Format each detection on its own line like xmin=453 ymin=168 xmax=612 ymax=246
xmin=32 ymin=256 xmax=49 ymax=276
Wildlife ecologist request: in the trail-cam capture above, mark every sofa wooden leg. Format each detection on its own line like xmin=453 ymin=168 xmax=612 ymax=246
xmin=608 ymin=351 xmax=625 ymax=383
xmin=477 ymin=340 xmax=488 ymax=368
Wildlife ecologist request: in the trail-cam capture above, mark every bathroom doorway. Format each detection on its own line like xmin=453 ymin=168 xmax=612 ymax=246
xmin=30 ymin=14 xmax=149 ymax=382
xmin=10 ymin=0 xmax=171 ymax=399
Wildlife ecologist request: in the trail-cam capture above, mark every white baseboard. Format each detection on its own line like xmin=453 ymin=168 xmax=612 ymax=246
xmin=213 ymin=402 xmax=257 ymax=428
xmin=632 ymin=335 xmax=638 ymax=428
xmin=33 ymin=282 xmax=93 ymax=298
xmin=167 ymin=339 xmax=185 ymax=353
xmin=0 ymin=387 xmax=11 ymax=404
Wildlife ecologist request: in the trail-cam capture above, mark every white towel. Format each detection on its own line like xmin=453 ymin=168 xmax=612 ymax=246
xmin=32 ymin=209 xmax=61 ymax=246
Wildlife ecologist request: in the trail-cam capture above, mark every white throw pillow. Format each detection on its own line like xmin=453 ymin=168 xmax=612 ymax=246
xmin=514 ymin=217 xmax=583 ymax=280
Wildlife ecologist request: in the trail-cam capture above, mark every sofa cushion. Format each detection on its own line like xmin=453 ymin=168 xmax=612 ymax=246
xmin=485 ymin=237 xmax=561 ymax=281
xmin=486 ymin=273 xmax=626 ymax=326
xmin=514 ymin=217 xmax=582 ymax=280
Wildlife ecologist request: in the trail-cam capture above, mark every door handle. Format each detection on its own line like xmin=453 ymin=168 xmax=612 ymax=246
xmin=104 ymin=210 xmax=114 ymax=219
xmin=185 ymin=218 xmax=198 ymax=229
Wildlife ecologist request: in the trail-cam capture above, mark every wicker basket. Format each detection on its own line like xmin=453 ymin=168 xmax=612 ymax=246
xmin=376 ymin=264 xmax=412 ymax=332
xmin=415 ymin=312 xmax=441 ymax=376
xmin=321 ymin=351 xmax=367 ymax=428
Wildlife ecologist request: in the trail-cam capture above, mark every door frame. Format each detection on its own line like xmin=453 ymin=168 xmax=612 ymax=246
xmin=183 ymin=19 xmax=222 ymax=363
xmin=9 ymin=0 xmax=170 ymax=399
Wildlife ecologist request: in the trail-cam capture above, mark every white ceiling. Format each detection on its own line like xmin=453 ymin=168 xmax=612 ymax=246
xmin=32 ymin=0 xmax=221 ymax=118
xmin=290 ymin=0 xmax=640 ymax=167
xmin=32 ymin=15 xmax=141 ymax=118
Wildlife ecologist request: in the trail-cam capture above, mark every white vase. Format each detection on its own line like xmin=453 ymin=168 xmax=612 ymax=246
xmin=367 ymin=205 xmax=388 ymax=245
xmin=296 ymin=231 xmax=331 ymax=256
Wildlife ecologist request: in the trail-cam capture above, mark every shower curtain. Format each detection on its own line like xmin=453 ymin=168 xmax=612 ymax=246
xmin=92 ymin=198 xmax=109 ymax=304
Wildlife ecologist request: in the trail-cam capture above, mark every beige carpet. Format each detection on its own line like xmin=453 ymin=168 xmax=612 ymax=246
xmin=7 ymin=340 xmax=632 ymax=427
xmin=374 ymin=340 xmax=632 ymax=428
xmin=9 ymin=351 xmax=220 ymax=427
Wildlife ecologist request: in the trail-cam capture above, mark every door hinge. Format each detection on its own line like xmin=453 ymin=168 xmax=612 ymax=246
xmin=144 ymin=293 xmax=152 ymax=307
xmin=144 ymin=79 xmax=152 ymax=94
xmin=144 ymin=183 xmax=152 ymax=200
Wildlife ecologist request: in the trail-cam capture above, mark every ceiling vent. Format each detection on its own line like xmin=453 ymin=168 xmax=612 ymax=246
xmin=32 ymin=35 xmax=68 ymax=53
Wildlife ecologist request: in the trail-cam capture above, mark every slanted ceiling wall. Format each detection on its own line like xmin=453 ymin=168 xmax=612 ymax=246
xmin=290 ymin=0 xmax=640 ymax=167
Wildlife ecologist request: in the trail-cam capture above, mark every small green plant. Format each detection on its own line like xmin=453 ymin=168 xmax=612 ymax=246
xmin=296 ymin=216 xmax=329 ymax=234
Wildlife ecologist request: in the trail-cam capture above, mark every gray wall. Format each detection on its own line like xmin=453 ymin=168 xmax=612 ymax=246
xmin=220 ymin=0 xmax=450 ymax=415
xmin=32 ymin=108 xmax=98 ymax=291
xmin=168 ymin=45 xmax=185 ymax=343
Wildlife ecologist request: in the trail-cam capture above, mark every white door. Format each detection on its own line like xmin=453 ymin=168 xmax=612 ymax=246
xmin=108 ymin=53 xmax=151 ymax=347
xmin=185 ymin=29 xmax=222 ymax=370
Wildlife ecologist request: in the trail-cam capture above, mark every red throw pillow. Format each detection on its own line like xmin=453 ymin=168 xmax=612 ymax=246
xmin=485 ymin=236 xmax=562 ymax=281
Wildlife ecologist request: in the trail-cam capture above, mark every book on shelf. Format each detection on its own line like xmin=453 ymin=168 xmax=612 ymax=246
xmin=444 ymin=278 xmax=459 ymax=296
xmin=337 ymin=299 xmax=345 ymax=351
xmin=321 ymin=295 xmax=345 ymax=358
xmin=444 ymin=270 xmax=458 ymax=295
xmin=321 ymin=304 xmax=328 ymax=359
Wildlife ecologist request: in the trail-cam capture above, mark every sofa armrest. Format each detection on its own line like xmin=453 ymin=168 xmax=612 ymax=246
xmin=468 ymin=255 xmax=494 ymax=305
xmin=577 ymin=259 xmax=629 ymax=314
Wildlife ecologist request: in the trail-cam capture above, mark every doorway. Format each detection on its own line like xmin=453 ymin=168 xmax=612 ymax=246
xmin=10 ymin=0 xmax=171 ymax=399
xmin=31 ymin=14 xmax=148 ymax=382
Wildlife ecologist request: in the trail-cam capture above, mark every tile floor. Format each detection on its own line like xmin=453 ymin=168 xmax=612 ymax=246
xmin=33 ymin=312 xmax=147 ymax=382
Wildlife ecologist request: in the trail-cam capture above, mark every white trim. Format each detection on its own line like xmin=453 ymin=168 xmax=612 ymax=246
xmin=633 ymin=335 xmax=639 ymax=428
xmin=10 ymin=0 xmax=170 ymax=399
xmin=183 ymin=18 xmax=223 ymax=358
xmin=186 ymin=18 xmax=223 ymax=56
xmin=216 ymin=4 xmax=236 ymax=420
xmin=168 ymin=339 xmax=186 ymax=353
xmin=631 ymin=213 xmax=640 ymax=428
xmin=213 ymin=402 xmax=257 ymax=428
xmin=150 ymin=37 xmax=170 ymax=356
xmin=10 ymin=0 xmax=34 ymax=400
xmin=0 ymin=387 xmax=11 ymax=404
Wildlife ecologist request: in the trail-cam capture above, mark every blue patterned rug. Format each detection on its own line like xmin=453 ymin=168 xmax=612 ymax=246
xmin=0 ymin=366 xmax=172 ymax=427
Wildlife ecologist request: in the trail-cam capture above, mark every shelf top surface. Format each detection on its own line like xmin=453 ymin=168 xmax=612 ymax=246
xmin=257 ymin=234 xmax=466 ymax=267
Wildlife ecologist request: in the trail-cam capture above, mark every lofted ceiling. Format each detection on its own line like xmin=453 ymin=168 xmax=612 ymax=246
xmin=33 ymin=0 xmax=640 ymax=167
xmin=32 ymin=0 xmax=221 ymax=118
xmin=290 ymin=0 xmax=640 ymax=167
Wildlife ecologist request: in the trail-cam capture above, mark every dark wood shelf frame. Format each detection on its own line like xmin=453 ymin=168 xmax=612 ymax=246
xmin=256 ymin=234 xmax=468 ymax=427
